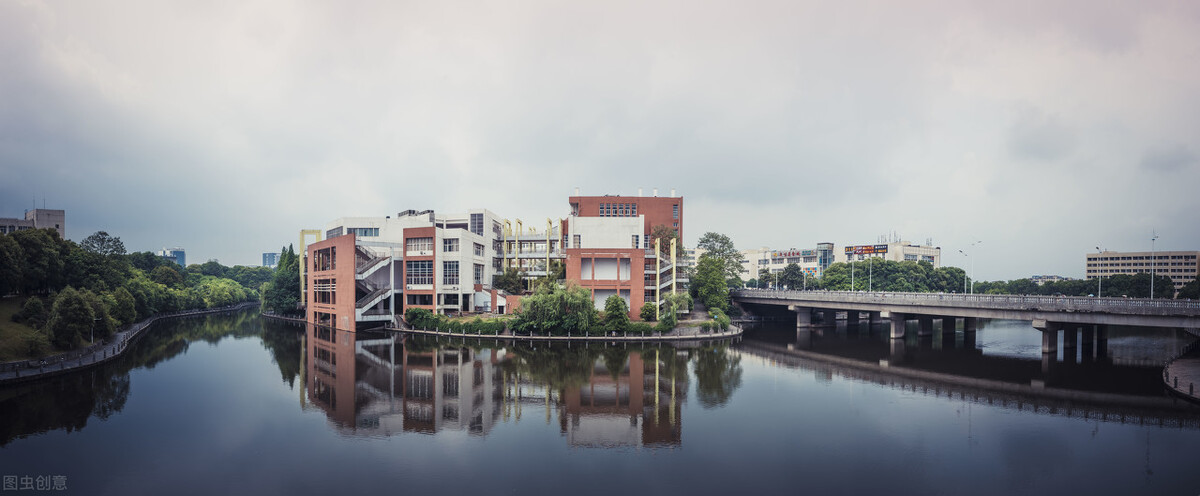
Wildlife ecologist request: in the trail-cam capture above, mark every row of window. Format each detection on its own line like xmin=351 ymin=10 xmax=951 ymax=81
xmin=349 ymin=227 xmax=379 ymax=237
xmin=599 ymin=203 xmax=638 ymax=217
xmin=407 ymin=237 xmax=433 ymax=252
xmin=1088 ymin=255 xmax=1198 ymax=261
xmin=404 ymin=260 xmax=487 ymax=285
xmin=1087 ymin=262 xmax=1197 ymax=267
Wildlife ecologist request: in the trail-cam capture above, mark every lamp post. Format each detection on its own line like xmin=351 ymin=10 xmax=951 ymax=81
xmin=851 ymin=258 xmax=855 ymax=292
xmin=1150 ymin=232 xmax=1159 ymax=299
xmin=869 ymin=256 xmax=873 ymax=292
xmin=959 ymin=241 xmax=982 ymax=294
xmin=1095 ymin=245 xmax=1103 ymax=297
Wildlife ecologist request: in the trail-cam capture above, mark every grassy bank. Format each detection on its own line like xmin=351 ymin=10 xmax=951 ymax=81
xmin=0 ymin=296 xmax=51 ymax=362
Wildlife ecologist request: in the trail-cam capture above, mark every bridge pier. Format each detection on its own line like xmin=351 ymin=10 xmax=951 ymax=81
xmin=886 ymin=312 xmax=906 ymax=339
xmin=1034 ymin=319 xmax=1059 ymax=355
xmin=963 ymin=329 xmax=977 ymax=349
xmin=918 ymin=316 xmax=934 ymax=337
xmin=964 ymin=317 xmax=977 ymax=332
xmin=1095 ymin=325 xmax=1109 ymax=360
xmin=869 ymin=311 xmax=882 ymax=326
xmin=794 ymin=328 xmax=812 ymax=349
xmin=940 ymin=319 xmax=957 ymax=348
xmin=942 ymin=317 xmax=957 ymax=333
xmin=790 ymin=305 xmax=813 ymax=328
xmin=846 ymin=311 xmax=860 ymax=328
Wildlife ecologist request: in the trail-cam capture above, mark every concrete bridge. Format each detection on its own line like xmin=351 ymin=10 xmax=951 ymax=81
xmin=732 ymin=289 xmax=1200 ymax=355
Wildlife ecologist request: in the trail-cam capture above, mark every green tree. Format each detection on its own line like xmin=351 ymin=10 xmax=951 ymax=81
xmin=79 ymin=288 xmax=116 ymax=341
xmin=778 ymin=263 xmax=805 ymax=290
xmin=1179 ymin=278 xmax=1200 ymax=300
xmin=15 ymin=296 xmax=48 ymax=329
xmin=150 ymin=265 xmax=184 ymax=287
xmin=691 ymin=254 xmax=729 ymax=313
xmin=493 ymin=267 xmax=526 ymax=295
xmin=602 ymin=295 xmax=630 ymax=332
xmin=110 ymin=287 xmax=137 ymax=326
xmin=10 ymin=228 xmax=64 ymax=294
xmin=649 ymin=224 xmax=683 ymax=257
xmin=640 ymin=302 xmax=657 ymax=321
xmin=0 ymin=234 xmax=24 ymax=295
xmin=46 ymin=287 xmax=94 ymax=348
xmin=80 ymin=231 xmax=126 ymax=257
xmin=512 ymin=283 xmax=598 ymax=335
xmin=696 ymin=232 xmax=747 ymax=281
xmin=262 ymin=245 xmax=300 ymax=314
xmin=693 ymin=345 xmax=743 ymax=409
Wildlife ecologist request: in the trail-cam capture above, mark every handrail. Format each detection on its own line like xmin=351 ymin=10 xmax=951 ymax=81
xmin=731 ymin=289 xmax=1200 ymax=316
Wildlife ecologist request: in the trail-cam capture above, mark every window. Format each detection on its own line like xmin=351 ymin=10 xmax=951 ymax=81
xmin=474 ymin=243 xmax=485 ymax=256
xmin=672 ymin=204 xmax=679 ymax=219
xmin=573 ymin=234 xmax=581 ymax=248
xmin=326 ymin=227 xmax=344 ymax=239
xmin=474 ymin=264 xmax=484 ymax=285
xmin=632 ymin=203 xmax=637 ymax=216
xmin=314 ymin=247 xmax=336 ymax=271
xmin=443 ymin=261 xmax=459 ymax=285
xmin=313 ymin=278 xmax=336 ymax=304
xmin=470 ymin=213 xmax=484 ymax=236
xmin=632 ymin=235 xmax=640 ymax=248
xmin=443 ymin=238 xmax=459 ymax=252
xmin=349 ymin=227 xmax=379 ymax=237
xmin=406 ymin=237 xmax=433 ymax=252
xmin=406 ymin=260 xmax=433 ymax=285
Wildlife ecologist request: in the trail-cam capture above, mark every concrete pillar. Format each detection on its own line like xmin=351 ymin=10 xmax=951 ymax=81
xmin=1080 ymin=324 xmax=1096 ymax=362
xmin=964 ymin=317 xmax=978 ymax=332
xmin=963 ymin=329 xmax=977 ymax=349
xmin=942 ymin=317 xmax=957 ymax=333
xmin=1063 ymin=326 xmax=1078 ymax=348
xmin=1033 ymin=319 xmax=1059 ymax=355
xmin=918 ymin=316 xmax=934 ymax=337
xmin=790 ymin=305 xmax=813 ymax=327
xmin=869 ymin=311 xmax=882 ymax=326
xmin=940 ymin=320 xmax=957 ymax=348
xmin=823 ymin=310 xmax=837 ymax=326
xmin=889 ymin=338 xmax=907 ymax=360
xmin=886 ymin=312 xmax=906 ymax=339
xmin=846 ymin=311 xmax=860 ymax=327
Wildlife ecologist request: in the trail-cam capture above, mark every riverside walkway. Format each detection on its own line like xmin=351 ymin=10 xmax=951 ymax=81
xmin=391 ymin=323 xmax=742 ymax=342
xmin=0 ymin=302 xmax=259 ymax=385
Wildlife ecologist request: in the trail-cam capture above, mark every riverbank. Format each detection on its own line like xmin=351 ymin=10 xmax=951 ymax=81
xmin=0 ymin=301 xmax=259 ymax=385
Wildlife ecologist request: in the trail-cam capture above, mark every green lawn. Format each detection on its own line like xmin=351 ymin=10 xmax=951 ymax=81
xmin=0 ymin=296 xmax=52 ymax=362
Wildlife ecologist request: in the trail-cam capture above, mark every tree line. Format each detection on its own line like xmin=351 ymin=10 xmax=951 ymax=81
xmin=1 ymin=229 xmax=260 ymax=357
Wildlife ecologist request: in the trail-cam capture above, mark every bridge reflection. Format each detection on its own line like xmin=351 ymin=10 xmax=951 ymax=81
xmin=740 ymin=323 xmax=1200 ymax=429
xmin=301 ymin=324 xmax=692 ymax=446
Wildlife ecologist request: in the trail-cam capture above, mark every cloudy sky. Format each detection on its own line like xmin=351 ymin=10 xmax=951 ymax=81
xmin=2 ymin=0 xmax=1197 ymax=280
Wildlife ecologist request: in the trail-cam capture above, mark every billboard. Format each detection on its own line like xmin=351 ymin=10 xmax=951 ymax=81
xmin=845 ymin=244 xmax=889 ymax=255
xmin=771 ymin=249 xmax=816 ymax=259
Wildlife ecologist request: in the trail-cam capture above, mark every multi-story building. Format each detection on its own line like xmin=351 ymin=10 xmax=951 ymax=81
xmin=835 ymin=241 xmax=941 ymax=267
xmin=0 ymin=208 xmax=65 ymax=238
xmin=1030 ymin=275 xmax=1073 ymax=285
xmin=741 ymin=243 xmax=836 ymax=284
xmin=304 ymin=190 xmax=685 ymax=332
xmin=262 ymin=252 xmax=280 ymax=268
xmin=156 ymin=247 xmax=186 ymax=268
xmin=1086 ymin=249 xmax=1199 ymax=294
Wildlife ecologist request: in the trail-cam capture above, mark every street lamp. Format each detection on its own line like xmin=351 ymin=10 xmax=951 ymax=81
xmin=868 ymin=256 xmax=873 ymax=292
xmin=1150 ymin=232 xmax=1159 ymax=299
xmin=959 ymin=241 xmax=982 ymax=294
xmin=1095 ymin=245 xmax=1103 ymax=297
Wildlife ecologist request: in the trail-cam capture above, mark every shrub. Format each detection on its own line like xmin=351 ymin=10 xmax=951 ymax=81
xmin=628 ymin=322 xmax=654 ymax=335
xmin=603 ymin=295 xmax=630 ymax=333
xmin=700 ymin=322 xmax=712 ymax=333
xmin=640 ymin=302 xmax=657 ymax=322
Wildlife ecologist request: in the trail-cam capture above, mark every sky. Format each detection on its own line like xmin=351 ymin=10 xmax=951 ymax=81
xmin=1 ymin=0 xmax=1198 ymax=280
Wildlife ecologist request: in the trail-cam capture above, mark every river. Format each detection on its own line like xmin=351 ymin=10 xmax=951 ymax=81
xmin=1 ymin=309 xmax=1198 ymax=495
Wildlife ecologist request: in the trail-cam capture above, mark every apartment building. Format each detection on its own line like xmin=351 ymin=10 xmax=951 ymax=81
xmin=835 ymin=241 xmax=941 ymax=267
xmin=1086 ymin=249 xmax=1199 ymax=293
xmin=0 ymin=208 xmax=65 ymax=238
xmin=742 ymin=243 xmax=836 ymax=283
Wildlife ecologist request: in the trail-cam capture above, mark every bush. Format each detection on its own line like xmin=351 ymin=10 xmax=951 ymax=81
xmin=628 ymin=322 xmax=654 ymax=335
xmin=700 ymin=322 xmax=712 ymax=333
xmin=640 ymin=302 xmax=657 ymax=322
xmin=603 ymin=295 xmax=630 ymax=333
xmin=15 ymin=296 xmax=48 ymax=329
xmin=710 ymin=308 xmax=731 ymax=331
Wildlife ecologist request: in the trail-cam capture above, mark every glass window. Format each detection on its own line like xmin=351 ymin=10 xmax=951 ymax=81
xmin=406 ymin=237 xmax=433 ymax=252
xmin=474 ymin=243 xmax=485 ymax=256
xmin=443 ymin=261 xmax=459 ymax=285
xmin=469 ymin=213 xmax=483 ymax=236
xmin=443 ymin=238 xmax=460 ymax=252
xmin=672 ymin=204 xmax=679 ymax=219
xmin=474 ymin=264 xmax=484 ymax=285
xmin=406 ymin=260 xmax=433 ymax=285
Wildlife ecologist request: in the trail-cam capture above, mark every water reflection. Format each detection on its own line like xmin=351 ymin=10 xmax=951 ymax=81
xmin=301 ymin=324 xmax=741 ymax=446
xmin=0 ymin=310 xmax=286 ymax=446
xmin=741 ymin=319 xmax=1200 ymax=426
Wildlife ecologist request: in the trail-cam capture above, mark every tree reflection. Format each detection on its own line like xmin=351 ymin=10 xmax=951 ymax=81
xmin=0 ymin=309 xmax=273 ymax=446
xmin=692 ymin=345 xmax=743 ymax=409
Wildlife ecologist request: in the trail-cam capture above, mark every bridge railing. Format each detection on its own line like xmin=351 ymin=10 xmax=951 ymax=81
xmin=732 ymin=289 xmax=1200 ymax=316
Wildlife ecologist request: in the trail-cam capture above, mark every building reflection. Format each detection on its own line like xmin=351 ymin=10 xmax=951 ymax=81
xmin=302 ymin=325 xmax=689 ymax=446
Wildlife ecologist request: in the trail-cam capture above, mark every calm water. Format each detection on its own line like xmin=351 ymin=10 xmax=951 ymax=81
xmin=1 ymin=310 xmax=1199 ymax=495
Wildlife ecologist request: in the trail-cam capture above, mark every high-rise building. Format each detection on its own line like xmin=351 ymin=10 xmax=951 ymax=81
xmin=0 ymin=208 xmax=65 ymax=238
xmin=263 ymin=252 xmax=280 ymax=268
xmin=156 ymin=248 xmax=186 ymax=268
xmin=1086 ymin=249 xmax=1198 ymax=294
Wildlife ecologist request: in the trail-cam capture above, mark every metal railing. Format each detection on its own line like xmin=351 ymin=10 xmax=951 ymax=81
xmin=732 ymin=289 xmax=1200 ymax=316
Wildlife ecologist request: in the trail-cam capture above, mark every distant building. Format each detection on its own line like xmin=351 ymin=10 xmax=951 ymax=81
xmin=835 ymin=241 xmax=941 ymax=267
xmin=263 ymin=252 xmax=280 ymax=268
xmin=1086 ymin=249 xmax=1198 ymax=294
xmin=0 ymin=208 xmax=66 ymax=238
xmin=741 ymin=243 xmax=836 ymax=285
xmin=156 ymin=248 xmax=186 ymax=268
xmin=1030 ymin=275 xmax=1073 ymax=286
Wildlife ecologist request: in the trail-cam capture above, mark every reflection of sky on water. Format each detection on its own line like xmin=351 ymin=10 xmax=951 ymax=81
xmin=974 ymin=319 xmax=1194 ymax=363
xmin=2 ymin=313 xmax=1200 ymax=496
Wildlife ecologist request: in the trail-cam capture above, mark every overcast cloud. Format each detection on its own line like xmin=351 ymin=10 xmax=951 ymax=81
xmin=2 ymin=0 xmax=1198 ymax=280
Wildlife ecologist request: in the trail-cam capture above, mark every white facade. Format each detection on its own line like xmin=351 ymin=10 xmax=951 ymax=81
xmin=835 ymin=241 xmax=941 ymax=267
xmin=567 ymin=216 xmax=645 ymax=249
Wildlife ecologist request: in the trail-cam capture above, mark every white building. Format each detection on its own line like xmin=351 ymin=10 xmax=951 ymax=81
xmin=834 ymin=241 xmax=941 ymax=267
